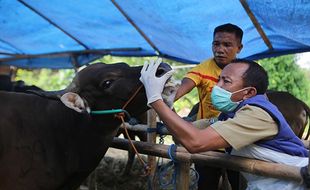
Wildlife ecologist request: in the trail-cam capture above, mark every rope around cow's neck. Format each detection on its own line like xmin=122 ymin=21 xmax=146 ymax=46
xmin=91 ymin=109 xmax=129 ymax=115
xmin=90 ymin=85 xmax=151 ymax=176
xmin=90 ymin=84 xmax=143 ymax=115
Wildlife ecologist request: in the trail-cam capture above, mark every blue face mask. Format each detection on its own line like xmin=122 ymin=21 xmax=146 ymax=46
xmin=211 ymin=85 xmax=247 ymax=113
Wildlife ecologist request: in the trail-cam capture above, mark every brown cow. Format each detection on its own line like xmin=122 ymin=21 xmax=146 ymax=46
xmin=0 ymin=62 xmax=154 ymax=190
xmin=266 ymin=91 xmax=310 ymax=139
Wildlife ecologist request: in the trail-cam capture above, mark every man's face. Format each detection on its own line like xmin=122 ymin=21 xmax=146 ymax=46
xmin=216 ymin=63 xmax=248 ymax=102
xmin=212 ymin=32 xmax=243 ymax=67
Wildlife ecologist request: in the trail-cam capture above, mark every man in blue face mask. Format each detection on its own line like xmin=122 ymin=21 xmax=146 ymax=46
xmin=211 ymin=85 xmax=253 ymax=113
xmin=140 ymin=58 xmax=309 ymax=190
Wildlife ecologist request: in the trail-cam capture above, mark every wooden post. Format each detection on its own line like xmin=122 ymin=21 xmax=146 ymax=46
xmin=147 ymin=109 xmax=158 ymax=189
xmin=176 ymin=161 xmax=191 ymax=190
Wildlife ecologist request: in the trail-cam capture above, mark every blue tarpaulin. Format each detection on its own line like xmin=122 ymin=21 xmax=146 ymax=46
xmin=1 ymin=0 xmax=310 ymax=69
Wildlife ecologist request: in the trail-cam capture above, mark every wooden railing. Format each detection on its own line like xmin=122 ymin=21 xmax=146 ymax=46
xmin=109 ymin=109 xmax=308 ymax=190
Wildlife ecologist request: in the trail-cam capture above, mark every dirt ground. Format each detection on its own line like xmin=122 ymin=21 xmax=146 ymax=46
xmin=80 ymin=147 xmax=198 ymax=190
xmin=81 ymin=148 xmax=149 ymax=190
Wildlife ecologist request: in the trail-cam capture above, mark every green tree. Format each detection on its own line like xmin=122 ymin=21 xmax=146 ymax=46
xmin=259 ymin=55 xmax=310 ymax=105
xmin=15 ymin=68 xmax=75 ymax=91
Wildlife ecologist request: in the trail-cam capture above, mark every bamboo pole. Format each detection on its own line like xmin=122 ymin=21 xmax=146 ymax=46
xmin=111 ymin=137 xmax=303 ymax=183
xmin=147 ymin=109 xmax=158 ymax=189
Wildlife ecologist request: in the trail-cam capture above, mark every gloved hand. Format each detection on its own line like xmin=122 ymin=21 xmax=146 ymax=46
xmin=140 ymin=58 xmax=174 ymax=107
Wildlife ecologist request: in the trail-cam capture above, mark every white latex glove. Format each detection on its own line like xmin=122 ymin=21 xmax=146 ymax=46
xmin=139 ymin=58 xmax=174 ymax=107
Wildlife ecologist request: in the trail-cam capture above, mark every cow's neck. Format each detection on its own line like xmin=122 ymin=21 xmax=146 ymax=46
xmin=56 ymin=106 xmax=122 ymax=173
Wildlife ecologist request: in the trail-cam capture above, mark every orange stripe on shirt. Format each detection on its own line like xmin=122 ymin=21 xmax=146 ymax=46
xmin=188 ymin=71 xmax=219 ymax=82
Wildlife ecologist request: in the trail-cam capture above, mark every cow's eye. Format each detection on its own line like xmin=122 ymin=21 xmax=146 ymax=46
xmin=100 ymin=80 xmax=114 ymax=89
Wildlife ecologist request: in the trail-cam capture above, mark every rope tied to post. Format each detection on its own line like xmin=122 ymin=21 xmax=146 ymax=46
xmin=157 ymin=143 xmax=199 ymax=190
xmin=168 ymin=144 xmax=178 ymax=163
xmin=116 ymin=113 xmax=151 ymax=176
xmin=146 ymin=121 xmax=168 ymax=136
xmin=157 ymin=144 xmax=178 ymax=190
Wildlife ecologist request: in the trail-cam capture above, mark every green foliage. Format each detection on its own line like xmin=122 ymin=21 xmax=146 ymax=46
xmin=15 ymin=69 xmax=75 ymax=90
xmin=259 ymin=55 xmax=310 ymax=105
xmin=170 ymin=67 xmax=198 ymax=113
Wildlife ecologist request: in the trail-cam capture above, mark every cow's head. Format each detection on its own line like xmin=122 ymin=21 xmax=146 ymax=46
xmin=59 ymin=61 xmax=174 ymax=120
xmin=60 ymin=62 xmax=147 ymax=119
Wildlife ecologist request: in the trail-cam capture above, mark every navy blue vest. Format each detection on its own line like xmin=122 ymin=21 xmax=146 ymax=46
xmin=219 ymin=95 xmax=308 ymax=157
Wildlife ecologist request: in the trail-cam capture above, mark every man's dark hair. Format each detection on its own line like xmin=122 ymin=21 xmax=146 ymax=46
xmin=231 ymin=59 xmax=269 ymax=94
xmin=213 ymin=23 xmax=243 ymax=43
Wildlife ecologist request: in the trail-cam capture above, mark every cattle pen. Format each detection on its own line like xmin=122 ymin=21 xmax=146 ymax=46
xmin=97 ymin=110 xmax=309 ymax=190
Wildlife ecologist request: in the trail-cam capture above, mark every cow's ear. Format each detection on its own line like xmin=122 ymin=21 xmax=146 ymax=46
xmin=60 ymin=92 xmax=90 ymax=113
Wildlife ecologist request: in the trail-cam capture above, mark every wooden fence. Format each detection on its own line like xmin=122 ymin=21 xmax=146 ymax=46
xmin=109 ymin=109 xmax=309 ymax=190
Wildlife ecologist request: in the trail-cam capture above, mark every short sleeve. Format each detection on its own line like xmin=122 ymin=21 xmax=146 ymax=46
xmin=211 ymin=105 xmax=278 ymax=150
xmin=185 ymin=64 xmax=205 ymax=86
